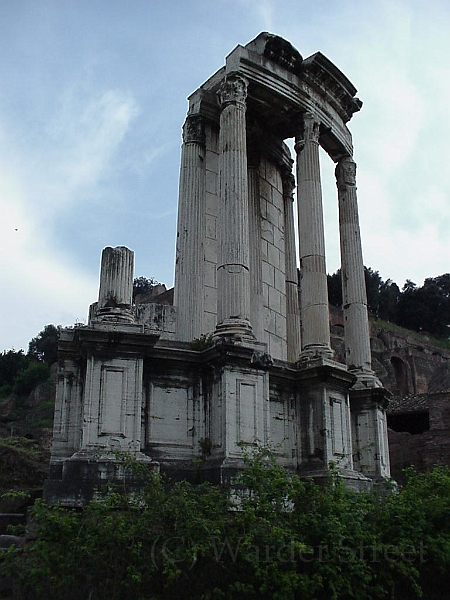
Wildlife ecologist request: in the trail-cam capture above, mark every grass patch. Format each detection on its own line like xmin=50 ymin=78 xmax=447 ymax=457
xmin=372 ymin=318 xmax=450 ymax=350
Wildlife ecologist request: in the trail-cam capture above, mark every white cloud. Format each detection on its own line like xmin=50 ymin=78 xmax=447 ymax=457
xmin=46 ymin=88 xmax=139 ymax=204
xmin=364 ymin=70 xmax=424 ymax=175
xmin=237 ymin=0 xmax=274 ymax=30
xmin=1 ymin=0 xmax=449 ymax=351
xmin=0 ymin=87 xmax=139 ymax=351
xmin=0 ymin=170 xmax=98 ymax=350
xmin=256 ymin=0 xmax=275 ymax=30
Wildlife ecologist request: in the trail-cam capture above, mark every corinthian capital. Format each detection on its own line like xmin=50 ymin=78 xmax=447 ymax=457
xmin=282 ymin=170 xmax=296 ymax=199
xmin=218 ymin=74 xmax=248 ymax=108
xmin=183 ymin=114 xmax=205 ymax=145
xmin=335 ymin=156 xmax=357 ymax=187
xmin=295 ymin=112 xmax=320 ymax=154
xmin=302 ymin=113 xmax=320 ymax=143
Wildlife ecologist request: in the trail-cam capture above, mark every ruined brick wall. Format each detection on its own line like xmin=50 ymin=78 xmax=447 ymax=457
xmin=330 ymin=305 xmax=450 ymax=480
xmin=388 ymin=392 xmax=450 ymax=482
xmin=330 ymin=304 xmax=450 ymax=398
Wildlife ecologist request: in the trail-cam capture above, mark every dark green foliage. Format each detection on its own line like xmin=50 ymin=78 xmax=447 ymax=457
xmin=327 ymin=267 xmax=401 ymax=322
xmin=133 ymin=276 xmax=159 ymax=301
xmin=12 ymin=361 xmax=50 ymax=396
xmin=0 ymin=350 xmax=30 ymax=387
xmin=190 ymin=333 xmax=214 ymax=350
xmin=377 ymin=278 xmax=401 ymax=321
xmin=0 ymin=346 xmax=51 ymax=398
xmin=0 ymin=325 xmax=57 ymax=400
xmin=28 ymin=324 xmax=60 ymax=365
xmin=5 ymin=450 xmax=450 ymax=600
xmin=396 ymin=274 xmax=450 ymax=337
xmin=327 ymin=269 xmax=343 ymax=307
xmin=328 ymin=268 xmax=450 ymax=339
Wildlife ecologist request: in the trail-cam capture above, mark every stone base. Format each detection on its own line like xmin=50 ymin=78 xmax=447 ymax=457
xmin=350 ymin=369 xmax=383 ymax=390
xmin=298 ymin=465 xmax=373 ymax=492
xmin=158 ymin=458 xmax=374 ymax=493
xmin=154 ymin=457 xmax=247 ymax=488
xmin=43 ymin=451 xmax=158 ymax=507
xmin=366 ymin=474 xmax=397 ymax=493
xmin=299 ymin=344 xmax=334 ymax=363
xmin=213 ymin=318 xmax=255 ymax=340
xmin=93 ymin=306 xmax=136 ymax=324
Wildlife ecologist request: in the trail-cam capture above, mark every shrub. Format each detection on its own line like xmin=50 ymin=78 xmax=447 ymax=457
xmin=13 ymin=362 xmax=50 ymax=396
xmin=4 ymin=453 xmax=450 ymax=600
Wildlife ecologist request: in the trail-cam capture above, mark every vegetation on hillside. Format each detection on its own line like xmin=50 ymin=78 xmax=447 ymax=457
xmin=0 ymin=437 xmax=50 ymax=491
xmin=3 ymin=449 xmax=450 ymax=600
xmin=328 ymin=268 xmax=450 ymax=340
xmin=0 ymin=325 xmax=59 ymax=400
xmin=0 ymin=326 xmax=57 ymax=497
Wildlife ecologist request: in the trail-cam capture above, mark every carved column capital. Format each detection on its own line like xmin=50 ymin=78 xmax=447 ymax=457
xmin=281 ymin=170 xmax=296 ymax=200
xmin=335 ymin=156 xmax=357 ymax=188
xmin=183 ymin=114 xmax=205 ymax=145
xmin=218 ymin=74 xmax=248 ymax=108
xmin=295 ymin=112 xmax=320 ymax=154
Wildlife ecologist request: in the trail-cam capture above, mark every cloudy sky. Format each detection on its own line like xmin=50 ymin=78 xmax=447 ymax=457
xmin=1 ymin=0 xmax=449 ymax=352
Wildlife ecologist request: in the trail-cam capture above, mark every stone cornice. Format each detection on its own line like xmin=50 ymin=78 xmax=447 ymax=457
xmin=301 ymin=52 xmax=362 ymax=123
xmin=187 ymin=34 xmax=359 ymax=159
xmin=58 ymin=326 xmax=161 ymax=360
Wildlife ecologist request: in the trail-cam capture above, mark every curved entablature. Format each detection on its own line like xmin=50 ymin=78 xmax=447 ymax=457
xmin=246 ymin=31 xmax=304 ymax=75
xmin=186 ymin=33 xmax=361 ymax=162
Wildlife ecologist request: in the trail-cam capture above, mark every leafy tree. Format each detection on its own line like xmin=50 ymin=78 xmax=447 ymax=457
xmin=0 ymin=349 xmax=30 ymax=387
xmin=327 ymin=267 xmax=400 ymax=322
xmin=364 ymin=267 xmax=384 ymax=315
xmin=0 ymin=328 xmax=55 ymax=397
xmin=4 ymin=450 xmax=450 ymax=600
xmin=327 ymin=269 xmax=342 ymax=307
xmin=12 ymin=361 xmax=50 ymax=396
xmin=397 ymin=274 xmax=450 ymax=337
xmin=28 ymin=324 xmax=60 ymax=365
xmin=377 ymin=278 xmax=400 ymax=321
xmin=133 ymin=276 xmax=160 ymax=301
xmin=402 ymin=279 xmax=417 ymax=293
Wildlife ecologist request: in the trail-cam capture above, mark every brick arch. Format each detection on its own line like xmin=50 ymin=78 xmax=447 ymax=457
xmin=390 ymin=356 xmax=411 ymax=396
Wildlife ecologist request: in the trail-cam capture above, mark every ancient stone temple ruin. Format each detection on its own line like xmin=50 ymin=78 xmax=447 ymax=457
xmin=45 ymin=33 xmax=391 ymax=506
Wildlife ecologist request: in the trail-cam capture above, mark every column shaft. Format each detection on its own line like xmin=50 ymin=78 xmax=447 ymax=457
xmin=248 ymin=164 xmax=264 ymax=342
xmin=336 ymin=157 xmax=372 ymax=375
xmin=296 ymin=114 xmax=332 ymax=357
xmin=97 ymin=246 xmax=134 ymax=322
xmin=215 ymin=75 xmax=253 ymax=337
xmin=283 ymin=171 xmax=301 ymax=362
xmin=173 ymin=115 xmax=205 ymax=341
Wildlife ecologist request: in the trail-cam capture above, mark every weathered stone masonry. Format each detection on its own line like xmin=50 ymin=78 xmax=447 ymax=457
xmin=45 ymin=33 xmax=391 ymax=506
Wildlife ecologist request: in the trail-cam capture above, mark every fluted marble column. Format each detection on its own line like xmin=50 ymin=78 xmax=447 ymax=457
xmin=173 ymin=114 xmax=205 ymax=341
xmin=336 ymin=156 xmax=373 ymax=377
xmin=248 ymin=161 xmax=264 ymax=342
xmin=295 ymin=114 xmax=332 ymax=358
xmin=215 ymin=74 xmax=253 ymax=338
xmin=282 ymin=171 xmax=302 ymax=362
xmin=97 ymin=246 xmax=134 ymax=322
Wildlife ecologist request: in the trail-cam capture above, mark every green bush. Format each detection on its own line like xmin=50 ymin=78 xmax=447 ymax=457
xmin=4 ymin=452 xmax=450 ymax=600
xmin=13 ymin=361 xmax=50 ymax=396
xmin=0 ymin=383 xmax=13 ymax=398
xmin=0 ymin=349 xmax=30 ymax=387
